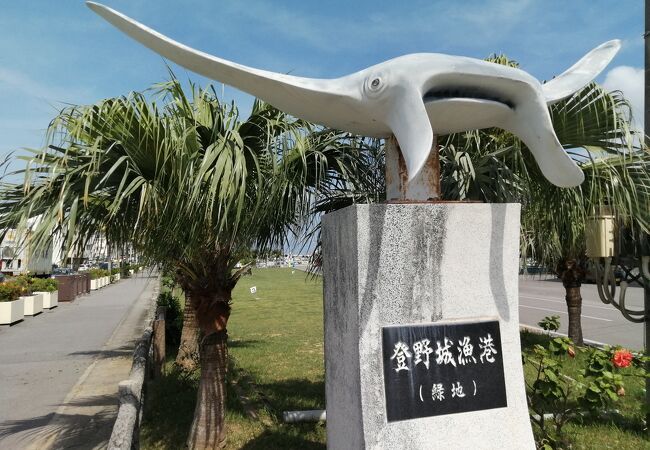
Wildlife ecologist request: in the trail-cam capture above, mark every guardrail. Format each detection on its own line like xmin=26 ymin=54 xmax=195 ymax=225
xmin=108 ymin=282 xmax=164 ymax=450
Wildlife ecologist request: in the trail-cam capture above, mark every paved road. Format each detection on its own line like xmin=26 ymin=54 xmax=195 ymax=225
xmin=0 ymin=275 xmax=156 ymax=449
xmin=519 ymin=276 xmax=645 ymax=350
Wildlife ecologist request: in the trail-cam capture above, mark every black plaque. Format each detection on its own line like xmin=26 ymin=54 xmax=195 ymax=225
xmin=382 ymin=320 xmax=507 ymax=422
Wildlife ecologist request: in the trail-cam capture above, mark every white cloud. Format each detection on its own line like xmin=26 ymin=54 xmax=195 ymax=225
xmin=602 ymin=65 xmax=644 ymax=129
xmin=0 ymin=67 xmax=89 ymax=103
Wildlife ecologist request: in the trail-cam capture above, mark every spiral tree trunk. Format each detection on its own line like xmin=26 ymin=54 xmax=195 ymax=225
xmin=564 ymin=284 xmax=584 ymax=345
xmin=176 ymin=298 xmax=200 ymax=371
xmin=557 ymin=258 xmax=585 ymax=346
xmin=186 ymin=292 xmax=231 ymax=450
xmin=187 ymin=330 xmax=228 ymax=449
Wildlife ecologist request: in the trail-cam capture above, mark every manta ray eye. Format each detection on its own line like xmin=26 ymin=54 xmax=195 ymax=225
xmin=365 ymin=75 xmax=385 ymax=97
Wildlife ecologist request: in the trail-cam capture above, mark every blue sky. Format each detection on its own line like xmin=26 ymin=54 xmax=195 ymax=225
xmin=0 ymin=0 xmax=644 ymax=160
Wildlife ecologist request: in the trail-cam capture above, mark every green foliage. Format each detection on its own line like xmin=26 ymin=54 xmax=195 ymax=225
xmin=2 ymin=275 xmax=57 ymax=296
xmin=30 ymin=277 xmax=58 ymax=292
xmin=0 ymin=75 xmax=362 ymax=296
xmin=88 ymin=268 xmax=110 ymax=280
xmin=10 ymin=274 xmax=33 ymax=295
xmin=0 ymin=281 xmax=24 ymax=302
xmin=525 ymin=325 xmax=646 ymax=448
xmin=156 ymin=290 xmax=183 ymax=347
xmin=538 ymin=315 xmax=561 ymax=332
xmin=160 ymin=276 xmax=175 ymax=290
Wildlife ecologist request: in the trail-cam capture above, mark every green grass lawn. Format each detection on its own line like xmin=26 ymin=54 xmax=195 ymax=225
xmin=141 ymin=268 xmax=647 ymax=449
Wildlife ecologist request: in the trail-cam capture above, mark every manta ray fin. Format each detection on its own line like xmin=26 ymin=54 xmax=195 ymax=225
xmin=542 ymin=40 xmax=621 ymax=105
xmin=86 ymin=2 xmax=334 ymax=103
xmin=385 ymin=87 xmax=434 ymax=181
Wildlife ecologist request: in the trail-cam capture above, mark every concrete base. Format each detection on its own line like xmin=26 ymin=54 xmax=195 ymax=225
xmin=322 ymin=203 xmax=534 ymax=450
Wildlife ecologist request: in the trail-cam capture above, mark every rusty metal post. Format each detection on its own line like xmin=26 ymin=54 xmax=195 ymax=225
xmin=385 ymin=135 xmax=440 ymax=202
xmin=152 ymin=307 xmax=166 ymax=378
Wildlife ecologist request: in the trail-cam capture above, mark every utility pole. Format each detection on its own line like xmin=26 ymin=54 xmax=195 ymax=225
xmin=643 ymin=0 xmax=650 ymax=428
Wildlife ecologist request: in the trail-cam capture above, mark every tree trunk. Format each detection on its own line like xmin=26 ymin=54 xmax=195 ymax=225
xmin=557 ymin=258 xmax=585 ymax=346
xmin=187 ymin=330 xmax=228 ymax=449
xmin=564 ymin=284 xmax=584 ymax=345
xmin=176 ymin=298 xmax=200 ymax=371
xmin=186 ymin=292 xmax=231 ymax=449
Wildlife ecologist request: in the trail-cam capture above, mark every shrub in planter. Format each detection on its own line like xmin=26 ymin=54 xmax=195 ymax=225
xmin=32 ymin=277 xmax=59 ymax=309
xmin=8 ymin=276 xmax=43 ymax=316
xmin=0 ymin=281 xmax=24 ymax=324
xmin=89 ymin=269 xmax=103 ymax=280
xmin=12 ymin=274 xmax=34 ymax=296
xmin=31 ymin=277 xmax=58 ymax=293
xmin=0 ymin=281 xmax=23 ymax=302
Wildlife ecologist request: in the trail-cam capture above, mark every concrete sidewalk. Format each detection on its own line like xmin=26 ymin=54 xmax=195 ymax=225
xmin=0 ymin=275 xmax=157 ymax=449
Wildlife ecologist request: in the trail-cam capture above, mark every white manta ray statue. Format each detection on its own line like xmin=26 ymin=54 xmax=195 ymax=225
xmin=87 ymin=2 xmax=621 ymax=188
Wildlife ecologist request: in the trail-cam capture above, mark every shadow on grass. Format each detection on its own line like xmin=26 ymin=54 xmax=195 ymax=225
xmin=239 ymin=428 xmax=325 ymax=450
xmin=140 ymin=365 xmax=198 ymax=449
xmin=141 ymin=354 xmax=326 ymax=449
xmin=254 ymin=378 xmax=324 ymax=419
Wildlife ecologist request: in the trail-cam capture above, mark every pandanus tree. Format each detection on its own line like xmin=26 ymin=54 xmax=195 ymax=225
xmin=313 ymin=75 xmax=650 ymax=346
xmin=0 ymin=79 xmax=363 ymax=448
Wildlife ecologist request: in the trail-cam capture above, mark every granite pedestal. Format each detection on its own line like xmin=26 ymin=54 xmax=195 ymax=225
xmin=322 ymin=203 xmax=534 ymax=449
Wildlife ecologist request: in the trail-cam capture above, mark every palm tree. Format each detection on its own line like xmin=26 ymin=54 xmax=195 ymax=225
xmin=0 ymin=78 xmax=363 ymax=449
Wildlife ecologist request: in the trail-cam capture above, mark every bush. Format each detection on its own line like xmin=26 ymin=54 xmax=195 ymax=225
xmin=525 ymin=316 xmax=647 ymax=448
xmin=30 ymin=277 xmax=58 ymax=292
xmin=0 ymin=281 xmax=23 ymax=302
xmin=156 ymin=291 xmax=183 ymax=348
xmin=11 ymin=275 xmax=33 ymax=295
xmin=89 ymin=268 xmax=110 ymax=280
xmin=161 ymin=276 xmax=175 ymax=290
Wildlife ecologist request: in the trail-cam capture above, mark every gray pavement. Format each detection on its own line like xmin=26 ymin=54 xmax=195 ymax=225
xmin=0 ymin=275 xmax=156 ymax=450
xmin=518 ymin=276 xmax=645 ymax=350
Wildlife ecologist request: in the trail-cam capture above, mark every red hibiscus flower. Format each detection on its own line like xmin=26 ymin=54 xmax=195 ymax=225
xmin=612 ymin=349 xmax=633 ymax=368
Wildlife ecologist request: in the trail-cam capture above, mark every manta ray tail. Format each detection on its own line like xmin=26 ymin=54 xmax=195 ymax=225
xmin=542 ymin=40 xmax=621 ymax=104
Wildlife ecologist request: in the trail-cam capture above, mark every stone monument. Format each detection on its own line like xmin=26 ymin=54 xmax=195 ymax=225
xmin=86 ymin=3 xmax=621 ymax=448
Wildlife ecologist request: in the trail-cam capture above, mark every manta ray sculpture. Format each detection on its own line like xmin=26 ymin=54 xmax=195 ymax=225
xmin=87 ymin=2 xmax=621 ymax=188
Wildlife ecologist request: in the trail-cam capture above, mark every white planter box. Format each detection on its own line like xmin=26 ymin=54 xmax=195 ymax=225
xmin=91 ymin=279 xmax=98 ymax=290
xmin=105 ymin=276 xmax=110 ymax=285
xmin=0 ymin=298 xmax=24 ymax=324
xmin=115 ymin=274 xmax=120 ymax=281
xmin=21 ymin=294 xmax=43 ymax=316
xmin=35 ymin=291 xmax=58 ymax=309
